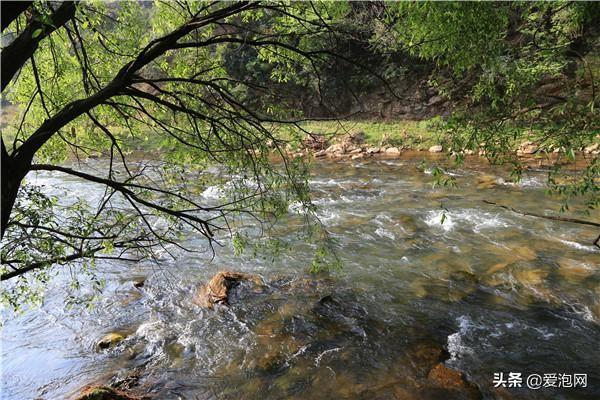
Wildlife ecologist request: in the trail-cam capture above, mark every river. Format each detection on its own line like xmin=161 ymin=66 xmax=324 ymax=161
xmin=2 ymin=154 xmax=599 ymax=399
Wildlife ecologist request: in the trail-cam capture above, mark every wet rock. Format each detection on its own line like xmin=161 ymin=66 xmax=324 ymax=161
xmin=385 ymin=146 xmax=402 ymax=154
xmin=349 ymin=148 xmax=362 ymax=155
xmin=428 ymin=145 xmax=443 ymax=153
xmin=407 ymin=341 xmax=448 ymax=376
xmin=351 ymin=153 xmax=365 ymax=160
xmin=97 ymin=333 xmax=126 ymax=350
xmin=427 ymin=363 xmax=481 ymax=398
xmin=194 ymin=271 xmax=263 ymax=308
xmin=132 ymin=278 xmax=145 ymax=289
xmin=366 ymin=147 xmax=381 ymax=154
xmin=75 ymin=386 xmax=141 ymax=400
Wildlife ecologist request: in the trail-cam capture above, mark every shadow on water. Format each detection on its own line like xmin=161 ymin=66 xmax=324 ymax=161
xmin=2 ymin=156 xmax=600 ymax=399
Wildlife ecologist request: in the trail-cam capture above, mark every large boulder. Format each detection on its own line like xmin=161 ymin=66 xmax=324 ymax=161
xmin=194 ymin=271 xmax=263 ymax=308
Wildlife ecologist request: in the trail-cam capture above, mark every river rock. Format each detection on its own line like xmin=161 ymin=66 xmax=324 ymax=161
xmin=302 ymin=134 xmax=328 ymax=151
xmin=132 ymin=278 xmax=145 ymax=289
xmin=75 ymin=386 xmax=140 ymax=400
xmin=194 ymin=271 xmax=263 ymax=308
xmin=314 ymin=150 xmax=327 ymax=157
xmin=366 ymin=147 xmax=381 ymax=154
xmin=351 ymin=153 xmax=365 ymax=160
xmin=349 ymin=148 xmax=362 ymax=154
xmin=385 ymin=146 xmax=401 ymax=154
xmin=325 ymin=143 xmax=346 ymax=154
xmin=584 ymin=143 xmax=599 ymax=153
xmin=518 ymin=141 xmax=538 ymax=155
xmin=428 ymin=145 xmax=443 ymax=153
xmin=427 ymin=364 xmax=481 ymax=398
xmin=97 ymin=333 xmax=126 ymax=350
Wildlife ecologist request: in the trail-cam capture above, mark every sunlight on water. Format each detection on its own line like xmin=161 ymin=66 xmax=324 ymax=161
xmin=2 ymin=156 xmax=599 ymax=399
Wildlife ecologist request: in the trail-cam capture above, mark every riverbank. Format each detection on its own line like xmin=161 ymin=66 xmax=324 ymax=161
xmin=285 ymin=120 xmax=600 ymax=161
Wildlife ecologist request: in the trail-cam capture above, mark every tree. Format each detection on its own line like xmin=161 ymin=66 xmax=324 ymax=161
xmin=375 ymin=2 xmax=600 ymax=210
xmin=1 ymin=1 xmax=361 ymax=308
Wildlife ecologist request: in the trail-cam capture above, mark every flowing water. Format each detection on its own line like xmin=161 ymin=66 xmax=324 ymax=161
xmin=2 ymin=154 xmax=600 ymax=399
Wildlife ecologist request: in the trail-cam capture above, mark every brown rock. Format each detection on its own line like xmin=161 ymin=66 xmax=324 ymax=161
xmin=194 ymin=271 xmax=262 ymax=308
xmin=325 ymin=143 xmax=346 ymax=154
xmin=427 ymin=363 xmax=481 ymax=398
xmin=302 ymin=134 xmax=328 ymax=151
xmin=97 ymin=333 xmax=126 ymax=350
xmin=351 ymin=153 xmax=365 ymax=160
xmin=75 ymin=386 xmax=140 ymax=400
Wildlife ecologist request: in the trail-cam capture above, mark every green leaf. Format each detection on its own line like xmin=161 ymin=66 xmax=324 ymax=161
xmin=31 ymin=28 xmax=43 ymax=39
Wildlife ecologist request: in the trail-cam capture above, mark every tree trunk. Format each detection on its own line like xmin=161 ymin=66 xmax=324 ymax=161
xmin=1 ymin=140 xmax=29 ymax=239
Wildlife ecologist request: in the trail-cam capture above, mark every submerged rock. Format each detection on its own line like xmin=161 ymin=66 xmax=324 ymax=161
xmin=194 ymin=270 xmax=264 ymax=308
xmin=513 ymin=268 xmax=548 ymax=286
xmin=476 ymin=174 xmax=499 ymax=189
xmin=556 ymin=257 xmax=593 ymax=283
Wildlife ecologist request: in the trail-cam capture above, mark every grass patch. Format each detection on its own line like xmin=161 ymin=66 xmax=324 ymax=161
xmin=292 ymin=119 xmax=443 ymax=150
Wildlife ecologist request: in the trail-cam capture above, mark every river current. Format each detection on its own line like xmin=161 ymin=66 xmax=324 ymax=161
xmin=2 ymin=154 xmax=599 ymax=399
